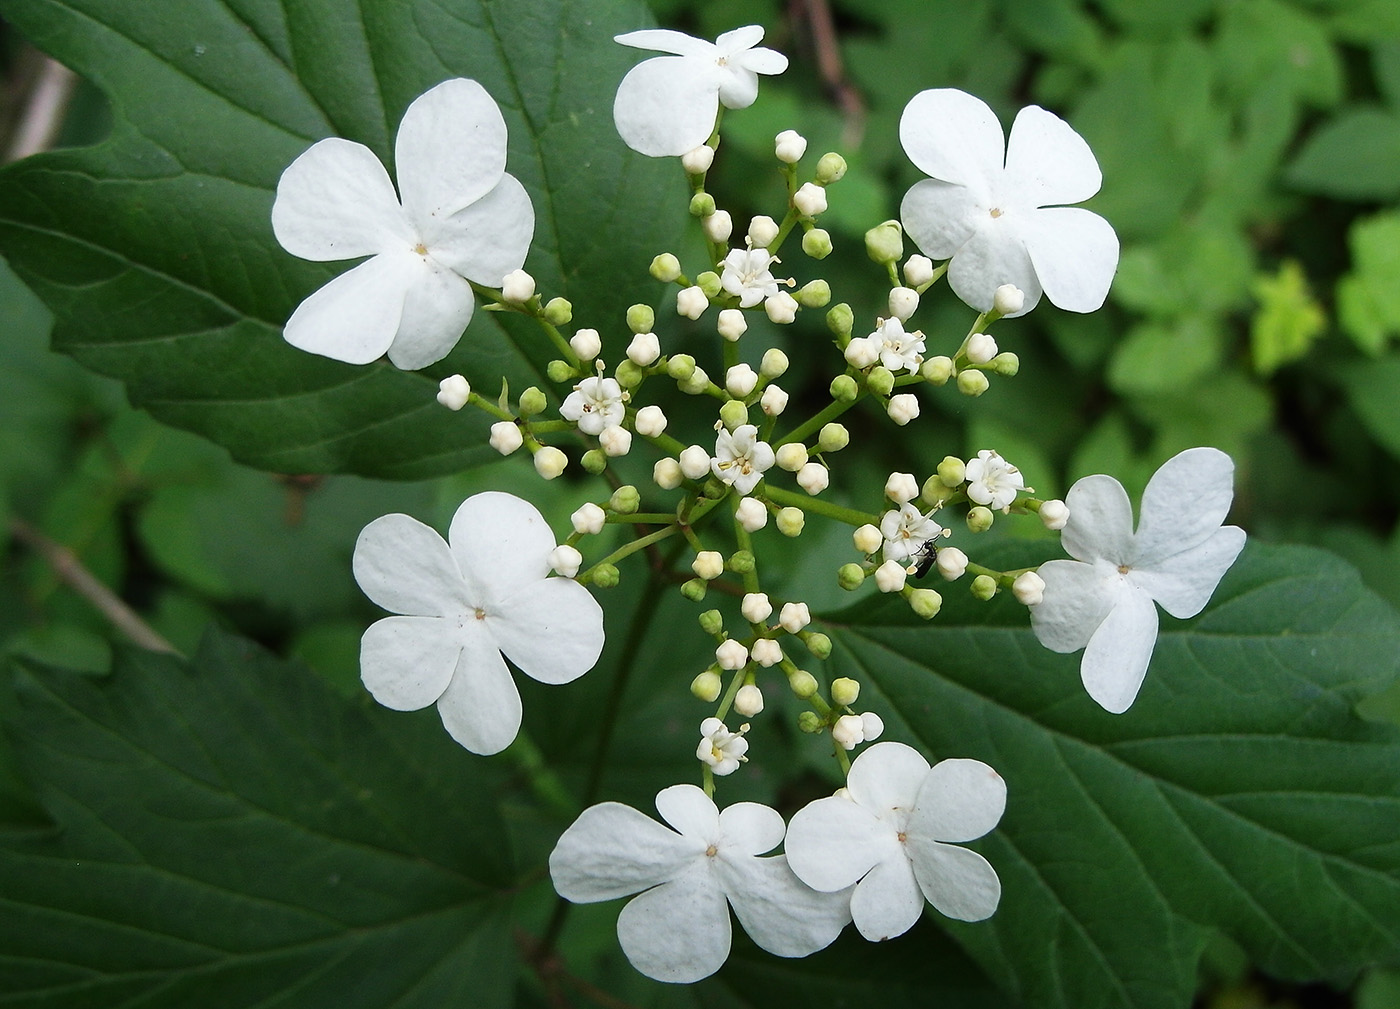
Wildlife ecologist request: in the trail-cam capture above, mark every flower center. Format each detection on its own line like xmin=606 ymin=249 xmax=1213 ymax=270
xmin=705 ymin=844 xmax=718 ymax=857
xmin=989 ymin=207 xmax=1004 ymax=219
xmin=413 ymin=242 xmax=429 ymax=256
xmin=896 ymin=831 xmax=907 ymax=843
xmin=474 ymin=607 xmax=487 ymax=620
xmin=1117 ymin=564 xmax=1131 ymax=575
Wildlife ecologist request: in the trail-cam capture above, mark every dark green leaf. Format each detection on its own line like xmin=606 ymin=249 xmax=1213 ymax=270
xmin=1285 ymin=107 xmax=1400 ymax=200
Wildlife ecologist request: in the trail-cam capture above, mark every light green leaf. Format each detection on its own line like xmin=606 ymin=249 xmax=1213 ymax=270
xmin=1339 ymin=211 xmax=1400 ymax=355
xmin=1107 ymin=316 xmax=1222 ymax=395
xmin=1250 ymin=259 xmax=1327 ymax=374
xmin=1286 ymin=107 xmax=1400 ymax=200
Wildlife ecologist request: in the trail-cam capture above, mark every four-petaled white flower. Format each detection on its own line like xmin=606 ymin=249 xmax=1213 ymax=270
xmin=614 ymin=27 xmax=789 ymax=157
xmin=353 ymin=492 xmax=604 ymax=754
xmin=880 ymin=503 xmax=943 ymax=564
xmin=869 ymin=316 xmax=926 ymax=375
xmin=964 ymin=449 xmax=1025 ymax=511
xmin=785 ymin=742 xmax=1006 ymax=942
xmin=898 ymin=89 xmax=1119 ymax=318
xmin=1029 ymin=447 xmax=1246 ymax=714
xmin=550 ymin=785 xmax=852 ymax=982
xmin=560 ymin=376 xmax=626 ymax=435
xmin=272 ymin=79 xmax=534 ymax=369
xmin=697 ymin=717 xmax=749 ymax=775
xmin=712 ymin=424 xmax=776 ymax=495
xmin=720 ymin=248 xmax=783 ymax=308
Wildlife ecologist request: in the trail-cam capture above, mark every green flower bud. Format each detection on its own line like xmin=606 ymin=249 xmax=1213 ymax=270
xmin=991 ymin=351 xmax=1020 ymax=376
xmin=699 ymin=609 xmax=725 ymax=636
xmin=816 ymin=151 xmax=848 ymax=184
xmin=719 ymin=399 xmax=749 ymax=430
xmin=547 ymin=359 xmax=576 ymax=383
xmin=865 ymin=220 xmax=904 ymax=265
xmin=777 ymin=506 xmax=805 ymax=537
xmin=802 ymin=228 xmax=833 ymax=260
xmin=831 ymin=676 xmax=860 ymax=706
xmin=818 ymin=423 xmax=850 ymax=453
xmin=920 ymin=356 xmax=953 ymax=385
xmin=838 ymin=562 xmax=866 ymax=590
xmin=795 ymin=279 xmax=831 ymax=308
xmin=789 ymin=670 xmax=819 ymax=699
xmin=909 ymin=588 xmax=942 ymax=619
xmin=681 ymin=577 xmax=708 ymax=602
xmin=591 ymin=563 xmax=620 ymax=588
xmin=678 ymin=366 xmax=710 ymax=395
xmin=826 ymin=302 xmax=854 ymax=339
xmin=614 ymin=360 xmax=646 ymax=389
xmin=970 ymin=574 xmax=998 ymax=601
xmin=830 ymin=374 xmax=858 ymax=402
xmin=804 ymin=631 xmax=832 ymax=660
xmin=866 ymin=366 xmax=895 ymax=397
xmin=760 ymin=348 xmax=789 ymax=378
xmin=938 ymin=456 xmax=966 ymax=487
xmin=689 ymin=192 xmax=716 ymax=218
xmin=650 ymin=253 xmax=682 ymax=283
xmin=967 ymin=506 xmax=994 ymax=533
xmin=798 ymin=710 xmax=825 ymax=733
xmin=543 ymin=297 xmax=573 ymax=326
xmin=921 ymin=473 xmax=950 ymax=505
xmin=609 ymin=485 xmax=640 ymax=514
xmin=697 ymin=271 xmax=723 ymax=298
xmin=518 ymin=386 xmax=547 ymax=418
xmin=727 ymin=550 xmax=756 ymax=574
xmin=581 ymin=448 xmax=608 ymax=474
xmin=626 ymin=303 xmax=655 ymax=334
xmin=666 ymin=354 xmax=696 ymax=381
xmin=957 ymin=370 xmax=990 ymax=397
xmin=691 ymin=670 xmax=723 ymax=702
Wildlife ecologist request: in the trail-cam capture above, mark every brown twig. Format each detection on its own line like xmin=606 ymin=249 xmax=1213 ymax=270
xmin=4 ymin=55 xmax=78 ymax=164
xmin=792 ymin=0 xmax=867 ymax=149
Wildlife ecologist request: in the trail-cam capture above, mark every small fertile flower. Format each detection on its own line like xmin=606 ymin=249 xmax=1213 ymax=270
xmin=353 ymin=492 xmax=603 ymax=754
xmin=881 ymin=503 xmax=944 ymax=564
xmin=720 ymin=248 xmax=783 ymax=308
xmin=717 ymin=308 xmax=748 ymax=341
xmin=765 ymin=291 xmax=799 ymax=324
xmin=869 ymin=317 xmax=926 ymax=374
xmin=614 ymin=27 xmax=790 ymax=157
xmin=775 ymin=129 xmax=807 ymax=163
xmin=272 ymin=80 xmax=533 ymax=369
xmin=964 ymin=449 xmax=1024 ymax=510
xmin=874 ymin=558 xmax=908 ymax=593
xmin=735 ymin=496 xmax=768 ymax=532
xmin=677 ymin=285 xmax=709 ymax=319
xmin=793 ymin=182 xmax=827 ymax=217
xmin=436 ymin=375 xmax=471 ymax=410
xmin=1029 ymin=447 xmax=1246 ymax=713
xmin=780 ymin=601 xmax=811 ymax=633
xmin=887 ymin=394 xmax=920 ymax=425
xmin=898 ymin=89 xmax=1119 ymax=317
xmin=734 ymin=683 xmax=766 ymax=716
xmin=712 ymin=424 xmax=775 ymax=495
xmin=831 ymin=712 xmax=885 ymax=750
xmin=550 ymin=785 xmax=851 ymax=982
xmin=560 ymin=376 xmax=626 ymax=435
xmin=786 ymin=742 xmax=1006 ymax=941
xmin=697 ymin=717 xmax=749 ymax=774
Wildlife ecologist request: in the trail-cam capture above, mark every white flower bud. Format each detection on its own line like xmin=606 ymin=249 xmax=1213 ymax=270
xmin=680 ymin=445 xmax=712 ymax=480
xmin=599 ymin=425 xmax=632 ymax=457
xmin=887 ymin=393 xmax=920 ymax=426
xmin=489 ymin=421 xmax=523 ymax=455
xmin=779 ymin=601 xmax=811 ymax=633
xmin=853 ymin=523 xmax=883 ymax=555
xmin=860 ymin=711 xmax=884 ymax=741
xmin=741 ymin=592 xmax=773 ymax=623
xmin=716 ymin=639 xmax=749 ymax=670
xmin=725 ymin=363 xmax=758 ymax=398
xmin=627 ymin=331 xmax=661 ymax=366
xmin=1040 ymin=499 xmax=1070 ymax=530
xmin=534 ymin=445 xmax=568 ymax=479
xmin=751 ymin=639 xmax=783 ymax=668
xmin=844 ymin=335 xmax=879 ymax=369
xmin=548 ymin=544 xmax=582 ymax=578
xmin=681 ymin=144 xmax=714 ymax=174
xmin=796 ymin=462 xmax=829 ymax=495
xmin=966 ymin=332 xmax=998 ymax=364
xmin=653 ymin=457 xmax=683 ymax=489
xmin=747 ymin=215 xmax=781 ymax=248
xmin=936 ymin=546 xmax=969 ymax=580
xmin=735 ymin=496 xmax=768 ymax=532
xmin=888 ymin=286 xmax=919 ymax=321
xmin=774 ymin=129 xmax=808 ymax=163
xmin=776 ymin=443 xmax=808 ymax=472
xmin=831 ymin=713 xmax=865 ymax=750
xmin=571 ymin=502 xmax=606 ymax=536
xmin=501 ymin=269 xmax=535 ymax=303
xmin=634 ymin=404 xmax=668 ymax=437
xmin=692 ymin=550 xmax=725 ymax=580
xmin=702 ymin=209 xmax=733 ymax=243
xmin=885 ymin=472 xmax=919 ymax=504
xmin=717 ymin=308 xmax=748 ymax=342
xmin=569 ymin=328 xmax=601 ymax=361
xmin=734 ymin=683 xmax=766 ymax=716
xmin=1013 ymin=570 xmax=1046 ymax=606
xmin=761 ymin=383 xmax=788 ymax=416
xmin=436 ymin=374 xmax=471 ymax=410
xmin=903 ymin=255 xmax=935 ymax=288
xmin=874 ymin=558 xmax=908 ymax=593
xmin=793 ymin=182 xmax=827 ymax=217
xmin=765 ymin=292 xmax=798 ymax=324
xmin=677 ymin=285 xmax=709 ymax=319
xmin=993 ymin=283 xmax=1025 ymax=316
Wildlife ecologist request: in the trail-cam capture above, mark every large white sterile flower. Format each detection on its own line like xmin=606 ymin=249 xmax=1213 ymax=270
xmin=560 ymin=376 xmax=626 ymax=435
xmin=1029 ymin=447 xmax=1246 ymax=714
xmin=898 ymin=89 xmax=1118 ymax=318
xmin=614 ymin=26 xmax=789 ymax=157
xmin=720 ymin=248 xmax=783 ymax=308
xmin=786 ymin=742 xmax=1006 ymax=942
xmin=353 ymin=492 xmax=603 ymax=754
xmin=272 ymin=79 xmax=534 ymax=369
xmin=550 ymin=784 xmax=851 ymax=983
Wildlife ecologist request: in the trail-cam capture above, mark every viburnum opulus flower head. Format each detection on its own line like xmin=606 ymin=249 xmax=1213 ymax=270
xmin=272 ymin=79 xmax=533 ymax=369
xmin=613 ymin=26 xmax=789 ymax=157
xmin=549 ymin=784 xmax=851 ymax=982
xmin=353 ymin=492 xmax=603 ymax=754
xmin=1029 ymin=447 xmax=1246 ymax=714
xmin=898 ymin=89 xmax=1118 ymax=318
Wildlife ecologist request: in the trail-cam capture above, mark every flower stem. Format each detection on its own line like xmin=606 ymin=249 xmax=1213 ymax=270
xmin=775 ymin=395 xmax=859 ymax=447
xmin=763 ymin=485 xmax=879 ymax=527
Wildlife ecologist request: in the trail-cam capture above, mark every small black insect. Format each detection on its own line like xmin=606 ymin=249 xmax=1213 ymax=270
xmin=911 ymin=538 xmax=939 ymax=579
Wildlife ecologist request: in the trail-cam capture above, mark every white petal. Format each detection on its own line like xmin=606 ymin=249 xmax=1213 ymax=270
xmin=735 ymin=46 xmax=788 ymax=76
xmin=271 ymin=137 xmax=412 ymax=261
xmin=717 ymin=67 xmax=760 ymax=109
xmin=616 ymin=868 xmax=730 ymax=983
xmin=717 ymin=854 xmax=850 ymax=957
xmin=1133 ymin=447 xmax=1237 ymax=566
xmin=395 ymin=79 xmax=507 ymax=226
xmin=1020 ymin=207 xmax=1119 ymax=313
xmin=909 ymin=758 xmax=1007 ymax=843
xmin=1131 ymin=526 xmax=1246 ymax=619
xmin=359 ymin=616 xmax=462 ymax=710
xmin=906 ymin=839 xmax=1002 ymax=921
xmin=1081 ymin=585 xmax=1159 ymax=714
xmin=718 ymin=802 xmax=785 ymax=856
xmin=615 ymin=28 xmax=715 ymax=57
xmin=1002 ymin=104 xmax=1102 ymax=208
xmin=715 ymin=25 xmax=765 ymax=52
xmin=900 ymin=89 xmax=1005 ymax=189
xmin=849 ymin=852 xmax=924 ymax=941
xmin=550 ymin=802 xmax=704 ymax=902
xmin=447 ymin=492 xmax=554 ymax=605
xmin=426 ymin=173 xmax=534 ymax=286
xmin=944 ymin=217 xmax=1043 ymax=316
xmin=784 ymin=794 xmax=890 ymax=893
xmin=434 ymin=627 xmax=522 ymax=754
xmin=490 ymin=578 xmax=604 ymax=685
xmin=655 ymin=783 xmax=720 ymax=840
xmin=613 ymin=56 xmax=722 ymax=157
xmin=282 ymin=252 xmax=415 ymax=365
xmin=1029 ymin=558 xmax=1119 ymax=653
xmin=385 ymin=258 xmax=475 ymax=370
xmin=845 ymin=741 xmax=930 ymax=816
xmin=1060 ymin=473 xmax=1135 ymax=565
xmin=899 ymin=179 xmax=984 ymax=260
xmin=353 ymin=512 xmax=468 ymax=616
